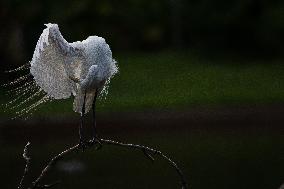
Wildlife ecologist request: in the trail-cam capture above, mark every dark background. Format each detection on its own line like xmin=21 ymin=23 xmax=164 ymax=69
xmin=1 ymin=0 xmax=284 ymax=189
xmin=2 ymin=0 xmax=284 ymax=69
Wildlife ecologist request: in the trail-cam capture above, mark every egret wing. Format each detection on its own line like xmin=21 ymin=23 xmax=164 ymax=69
xmin=30 ymin=23 xmax=80 ymax=99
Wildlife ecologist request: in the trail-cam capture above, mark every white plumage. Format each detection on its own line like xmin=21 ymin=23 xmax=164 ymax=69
xmin=30 ymin=23 xmax=118 ymax=114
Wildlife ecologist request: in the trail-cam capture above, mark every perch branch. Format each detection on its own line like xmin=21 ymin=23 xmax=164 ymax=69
xmin=100 ymin=138 xmax=188 ymax=189
xmin=33 ymin=181 xmax=60 ymax=189
xmin=18 ymin=142 xmax=31 ymax=189
xmin=26 ymin=139 xmax=188 ymax=189
xmin=29 ymin=144 xmax=79 ymax=189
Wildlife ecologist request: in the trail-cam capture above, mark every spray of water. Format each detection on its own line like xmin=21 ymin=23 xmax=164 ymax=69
xmin=7 ymin=80 xmax=36 ymax=94
xmin=13 ymin=95 xmax=52 ymax=120
xmin=2 ymin=73 xmax=31 ymax=87
xmin=2 ymin=64 xmax=53 ymax=119
xmin=4 ymin=62 xmax=30 ymax=73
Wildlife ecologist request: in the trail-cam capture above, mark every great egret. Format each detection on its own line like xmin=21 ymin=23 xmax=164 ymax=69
xmin=5 ymin=23 xmax=118 ymax=144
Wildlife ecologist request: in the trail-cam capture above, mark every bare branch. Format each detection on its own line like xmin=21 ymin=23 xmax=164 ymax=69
xmin=18 ymin=142 xmax=31 ymax=189
xmin=29 ymin=144 xmax=79 ymax=189
xmin=100 ymin=138 xmax=188 ymax=189
xmin=142 ymin=148 xmax=155 ymax=162
xmin=26 ymin=138 xmax=188 ymax=189
xmin=33 ymin=181 xmax=60 ymax=189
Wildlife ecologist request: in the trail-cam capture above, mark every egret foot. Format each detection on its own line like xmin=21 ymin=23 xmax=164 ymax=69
xmin=78 ymin=139 xmax=88 ymax=151
xmin=89 ymin=137 xmax=102 ymax=150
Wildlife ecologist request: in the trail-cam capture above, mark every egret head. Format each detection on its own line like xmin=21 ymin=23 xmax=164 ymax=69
xmin=83 ymin=36 xmax=112 ymax=65
xmin=83 ymin=36 xmax=118 ymax=80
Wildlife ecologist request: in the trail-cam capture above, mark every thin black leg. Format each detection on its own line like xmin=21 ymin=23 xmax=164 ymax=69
xmin=79 ymin=91 xmax=87 ymax=144
xmin=92 ymin=89 xmax=98 ymax=140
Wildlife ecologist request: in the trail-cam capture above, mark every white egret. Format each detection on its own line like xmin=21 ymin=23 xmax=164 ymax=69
xmin=5 ymin=23 xmax=118 ymax=144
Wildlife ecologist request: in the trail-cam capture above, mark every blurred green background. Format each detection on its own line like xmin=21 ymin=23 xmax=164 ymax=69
xmin=1 ymin=0 xmax=284 ymax=189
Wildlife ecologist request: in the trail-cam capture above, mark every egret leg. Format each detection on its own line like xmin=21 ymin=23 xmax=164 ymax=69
xmin=91 ymin=89 xmax=102 ymax=148
xmin=92 ymin=90 xmax=98 ymax=139
xmin=79 ymin=91 xmax=87 ymax=146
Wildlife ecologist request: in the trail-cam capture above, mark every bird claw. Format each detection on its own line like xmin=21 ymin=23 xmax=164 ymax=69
xmin=77 ymin=137 xmax=102 ymax=152
xmin=78 ymin=140 xmax=88 ymax=151
xmin=89 ymin=137 xmax=102 ymax=150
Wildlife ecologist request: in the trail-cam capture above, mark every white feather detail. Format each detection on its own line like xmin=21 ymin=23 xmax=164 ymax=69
xmin=28 ymin=23 xmax=118 ymax=114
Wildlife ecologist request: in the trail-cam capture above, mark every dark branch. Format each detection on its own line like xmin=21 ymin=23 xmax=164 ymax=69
xmin=142 ymin=148 xmax=155 ymax=162
xmin=23 ymin=139 xmax=188 ymax=189
xmin=100 ymin=138 xmax=188 ymax=189
xmin=29 ymin=144 xmax=79 ymax=189
xmin=33 ymin=181 xmax=60 ymax=189
xmin=18 ymin=142 xmax=31 ymax=189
